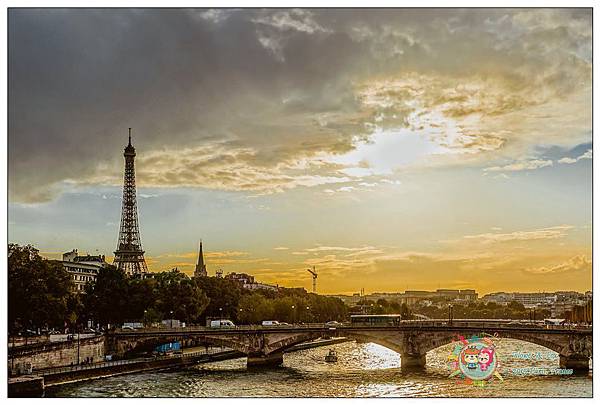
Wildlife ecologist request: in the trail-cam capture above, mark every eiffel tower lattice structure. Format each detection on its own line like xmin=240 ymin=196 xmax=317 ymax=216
xmin=113 ymin=128 xmax=148 ymax=277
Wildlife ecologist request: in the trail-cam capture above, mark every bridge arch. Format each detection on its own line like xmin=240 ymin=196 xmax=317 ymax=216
xmin=109 ymin=334 xmax=247 ymax=358
xmin=342 ymin=332 xmax=403 ymax=355
xmin=413 ymin=330 xmax=570 ymax=356
xmin=262 ymin=331 xmax=330 ymax=355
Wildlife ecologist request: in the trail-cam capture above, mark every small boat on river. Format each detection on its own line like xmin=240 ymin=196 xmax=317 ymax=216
xmin=325 ymin=349 xmax=338 ymax=363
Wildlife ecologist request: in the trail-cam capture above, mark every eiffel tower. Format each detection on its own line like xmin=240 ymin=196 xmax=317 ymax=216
xmin=113 ymin=128 xmax=148 ymax=277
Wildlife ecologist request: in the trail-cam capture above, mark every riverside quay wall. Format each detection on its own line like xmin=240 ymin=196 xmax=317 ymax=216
xmin=8 ymin=336 xmax=105 ymax=376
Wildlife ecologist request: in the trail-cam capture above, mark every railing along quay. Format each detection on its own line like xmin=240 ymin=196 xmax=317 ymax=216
xmin=32 ymin=347 xmax=230 ymax=377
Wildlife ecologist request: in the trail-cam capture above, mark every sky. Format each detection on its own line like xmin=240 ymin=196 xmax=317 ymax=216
xmin=8 ymin=8 xmax=592 ymax=295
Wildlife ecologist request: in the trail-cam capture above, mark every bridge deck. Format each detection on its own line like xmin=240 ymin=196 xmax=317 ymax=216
xmin=110 ymin=321 xmax=591 ymax=336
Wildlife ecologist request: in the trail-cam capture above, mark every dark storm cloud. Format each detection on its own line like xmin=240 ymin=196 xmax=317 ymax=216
xmin=8 ymin=9 xmax=368 ymax=201
xmin=8 ymin=8 xmax=591 ymax=202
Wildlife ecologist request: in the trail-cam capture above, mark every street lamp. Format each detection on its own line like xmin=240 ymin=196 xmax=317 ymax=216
xmin=219 ymin=307 xmax=223 ymax=320
xmin=170 ymin=311 xmax=174 ymax=328
xmin=291 ymin=305 xmax=295 ymax=324
xmin=143 ymin=310 xmax=148 ymax=328
xmin=448 ymin=304 xmax=454 ymax=325
xmin=77 ymin=324 xmax=80 ymax=366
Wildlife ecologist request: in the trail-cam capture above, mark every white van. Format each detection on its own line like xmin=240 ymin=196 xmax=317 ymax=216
xmin=261 ymin=320 xmax=280 ymax=326
xmin=209 ymin=319 xmax=235 ymax=328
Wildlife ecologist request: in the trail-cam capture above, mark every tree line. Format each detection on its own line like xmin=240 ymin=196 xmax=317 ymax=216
xmin=11 ymin=243 xmax=561 ymax=333
xmin=348 ymin=298 xmax=413 ymax=318
xmin=415 ymin=300 xmax=551 ymax=320
xmin=8 ymin=244 xmax=347 ymax=332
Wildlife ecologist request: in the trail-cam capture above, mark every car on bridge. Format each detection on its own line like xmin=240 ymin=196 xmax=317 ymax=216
xmin=209 ymin=319 xmax=236 ymax=328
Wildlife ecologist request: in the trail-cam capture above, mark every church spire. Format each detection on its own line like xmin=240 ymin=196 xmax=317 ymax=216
xmin=194 ymin=240 xmax=207 ymax=277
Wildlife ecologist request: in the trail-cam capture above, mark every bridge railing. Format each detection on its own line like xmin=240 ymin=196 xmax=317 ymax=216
xmin=110 ymin=320 xmax=591 ymax=334
xmin=31 ymin=347 xmax=232 ymax=377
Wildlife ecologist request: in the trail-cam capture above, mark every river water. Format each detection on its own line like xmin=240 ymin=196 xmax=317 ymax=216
xmin=47 ymin=339 xmax=592 ymax=398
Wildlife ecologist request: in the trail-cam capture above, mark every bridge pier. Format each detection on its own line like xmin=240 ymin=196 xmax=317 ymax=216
xmin=559 ymin=354 xmax=590 ymax=373
xmin=247 ymin=352 xmax=283 ymax=368
xmin=400 ymin=353 xmax=426 ymax=370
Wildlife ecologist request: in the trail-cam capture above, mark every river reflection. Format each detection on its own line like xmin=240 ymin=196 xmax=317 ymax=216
xmin=47 ymin=339 xmax=592 ymax=398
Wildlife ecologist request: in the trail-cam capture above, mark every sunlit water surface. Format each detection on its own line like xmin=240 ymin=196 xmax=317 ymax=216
xmin=47 ymin=339 xmax=592 ymax=398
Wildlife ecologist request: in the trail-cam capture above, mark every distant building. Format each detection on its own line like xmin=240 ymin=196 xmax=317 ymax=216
xmin=457 ymin=289 xmax=478 ymax=302
xmin=194 ymin=241 xmax=208 ymax=278
xmin=224 ymin=272 xmax=278 ymax=291
xmin=225 ymin=272 xmax=255 ymax=285
xmin=555 ymin=291 xmax=581 ymax=300
xmin=563 ymin=300 xmax=592 ymax=324
xmin=400 ymin=289 xmax=478 ymax=306
xmin=401 ymin=291 xmax=431 ymax=306
xmin=555 ymin=291 xmax=588 ymax=305
xmin=551 ymin=301 xmax=577 ymax=318
xmin=435 ymin=289 xmax=459 ymax=298
xmin=244 ymin=282 xmax=278 ymax=292
xmin=546 ymin=291 xmax=590 ymax=317
xmin=61 ymin=249 xmax=108 ymax=293
xmin=482 ymin=292 xmax=557 ymax=308
xmin=434 ymin=289 xmax=478 ymax=302
xmin=481 ymin=292 xmax=513 ymax=305
xmin=511 ymin=293 xmax=557 ymax=307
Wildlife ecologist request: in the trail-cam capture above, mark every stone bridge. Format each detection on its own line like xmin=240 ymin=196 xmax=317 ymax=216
xmin=105 ymin=321 xmax=592 ymax=370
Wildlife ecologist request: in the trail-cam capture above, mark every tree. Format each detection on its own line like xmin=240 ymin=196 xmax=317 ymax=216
xmin=237 ymin=293 xmax=274 ymax=324
xmin=127 ymin=277 xmax=158 ymax=321
xmin=143 ymin=307 xmax=162 ymax=326
xmin=507 ymin=301 xmax=525 ymax=311
xmin=152 ymin=269 xmax=210 ymax=323
xmin=8 ymin=244 xmax=72 ymax=332
xmin=400 ymin=303 xmax=412 ymax=319
xmin=272 ymin=296 xmax=295 ymax=322
xmin=194 ymin=276 xmax=243 ymax=321
xmin=83 ymin=265 xmax=130 ymax=326
xmin=376 ymin=298 xmax=389 ymax=307
xmin=66 ymin=293 xmax=86 ymax=330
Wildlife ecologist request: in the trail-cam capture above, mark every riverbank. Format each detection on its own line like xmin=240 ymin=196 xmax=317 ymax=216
xmin=10 ymin=337 xmax=351 ymax=397
xmin=43 ymin=350 xmax=242 ymax=387
xmin=9 ymin=349 xmax=239 ymax=397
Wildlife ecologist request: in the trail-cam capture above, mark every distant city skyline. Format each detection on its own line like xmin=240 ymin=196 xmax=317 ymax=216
xmin=9 ymin=9 xmax=592 ymax=295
